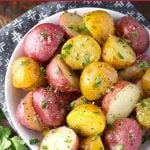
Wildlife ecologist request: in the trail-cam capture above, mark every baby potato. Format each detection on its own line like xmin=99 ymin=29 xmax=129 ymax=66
xmin=80 ymin=62 xmax=118 ymax=100
xmin=59 ymin=12 xmax=90 ymax=37
xmin=67 ymin=104 xmax=106 ymax=136
xmin=61 ymin=35 xmax=101 ymax=70
xmin=102 ymin=35 xmax=136 ymax=69
xmin=80 ymin=135 xmax=104 ymax=150
xmin=83 ymin=10 xmax=114 ymax=45
xmin=12 ymin=57 xmax=45 ymax=90
xmin=142 ymin=68 xmax=150 ymax=96
xmin=136 ymin=97 xmax=150 ymax=128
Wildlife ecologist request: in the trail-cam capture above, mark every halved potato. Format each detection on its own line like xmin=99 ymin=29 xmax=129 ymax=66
xmin=83 ymin=10 xmax=114 ymax=44
xmin=80 ymin=135 xmax=104 ymax=150
xmin=67 ymin=104 xmax=106 ymax=136
xmin=61 ymin=35 xmax=101 ymax=70
xmin=80 ymin=62 xmax=118 ymax=100
xmin=59 ymin=12 xmax=90 ymax=37
xmin=102 ymin=35 xmax=136 ymax=69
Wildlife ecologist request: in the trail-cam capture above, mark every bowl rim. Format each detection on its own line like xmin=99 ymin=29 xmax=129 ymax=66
xmin=4 ymin=7 xmax=150 ymax=150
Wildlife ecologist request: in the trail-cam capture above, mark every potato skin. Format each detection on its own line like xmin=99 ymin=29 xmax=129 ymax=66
xmin=136 ymin=97 xmax=150 ymax=128
xmin=80 ymin=135 xmax=104 ymax=150
xmin=102 ymin=80 xmax=140 ymax=123
xmin=24 ymin=23 xmax=65 ymax=63
xmin=46 ymin=56 xmax=79 ymax=92
xmin=32 ymin=88 xmax=67 ymax=127
xmin=80 ymin=62 xmax=118 ymax=100
xmin=102 ymin=35 xmax=136 ymax=69
xmin=115 ymin=16 xmax=149 ymax=54
xmin=142 ymin=68 xmax=150 ymax=96
xmin=104 ymin=118 xmax=142 ymax=150
xmin=83 ymin=10 xmax=114 ymax=44
xmin=61 ymin=35 xmax=101 ymax=70
xmin=16 ymin=92 xmax=44 ymax=131
xmin=12 ymin=57 xmax=45 ymax=90
xmin=67 ymin=104 xmax=106 ymax=136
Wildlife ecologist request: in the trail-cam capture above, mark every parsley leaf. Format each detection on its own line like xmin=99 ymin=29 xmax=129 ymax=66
xmin=42 ymin=145 xmax=48 ymax=150
xmin=118 ymin=52 xmax=124 ymax=59
xmin=29 ymin=139 xmax=39 ymax=145
xmin=82 ymin=54 xmax=90 ymax=66
xmin=41 ymin=101 xmax=47 ymax=109
xmin=131 ymin=31 xmax=138 ymax=37
xmin=138 ymin=61 xmax=149 ymax=69
xmin=93 ymin=76 xmax=101 ymax=88
xmin=116 ymin=143 xmax=124 ymax=150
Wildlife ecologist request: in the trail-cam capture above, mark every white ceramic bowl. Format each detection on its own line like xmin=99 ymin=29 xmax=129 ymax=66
xmin=5 ymin=7 xmax=150 ymax=150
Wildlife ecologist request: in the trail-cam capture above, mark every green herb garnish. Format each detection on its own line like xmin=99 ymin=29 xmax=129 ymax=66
xmin=42 ymin=145 xmax=48 ymax=150
xmin=131 ymin=31 xmax=138 ymax=37
xmin=128 ymin=133 xmax=133 ymax=141
xmin=57 ymin=54 xmax=65 ymax=59
xmin=40 ymin=30 xmax=48 ymax=39
xmin=93 ymin=76 xmax=101 ymax=88
xmin=29 ymin=139 xmax=39 ymax=145
xmin=40 ymin=66 xmax=45 ymax=76
xmin=118 ymin=52 xmax=124 ymax=59
xmin=82 ymin=54 xmax=90 ymax=66
xmin=107 ymin=123 xmax=114 ymax=129
xmin=80 ymin=97 xmax=88 ymax=104
xmin=41 ymin=101 xmax=47 ymax=109
xmin=138 ymin=61 xmax=149 ymax=69
xmin=116 ymin=143 xmax=124 ymax=150
xmin=64 ymin=136 xmax=72 ymax=143
xmin=69 ymin=101 xmax=75 ymax=109
xmin=141 ymin=101 xmax=147 ymax=108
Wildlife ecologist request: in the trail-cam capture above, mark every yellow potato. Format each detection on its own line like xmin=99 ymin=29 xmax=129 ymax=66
xmin=80 ymin=62 xmax=118 ymax=100
xmin=142 ymin=68 xmax=150 ymax=96
xmin=102 ymin=35 xmax=136 ymax=69
xmin=67 ymin=104 xmax=106 ymax=136
xmin=61 ymin=35 xmax=101 ymax=70
xmin=80 ymin=135 xmax=104 ymax=150
xmin=12 ymin=57 xmax=46 ymax=90
xmin=83 ymin=10 xmax=114 ymax=45
xmin=136 ymin=97 xmax=150 ymax=128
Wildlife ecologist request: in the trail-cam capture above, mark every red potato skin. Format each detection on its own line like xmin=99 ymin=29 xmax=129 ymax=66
xmin=102 ymin=81 xmax=129 ymax=114
xmin=32 ymin=88 xmax=67 ymax=127
xmin=23 ymin=23 xmax=65 ymax=63
xmin=46 ymin=56 xmax=77 ymax=92
xmin=115 ymin=16 xmax=149 ymax=54
xmin=136 ymin=53 xmax=150 ymax=64
xmin=103 ymin=118 xmax=142 ymax=150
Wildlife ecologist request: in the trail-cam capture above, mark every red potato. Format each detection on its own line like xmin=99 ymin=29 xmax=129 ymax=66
xmin=16 ymin=92 xmax=44 ymax=131
xmin=23 ymin=23 xmax=65 ymax=63
xmin=102 ymin=80 xmax=140 ymax=123
xmin=115 ymin=16 xmax=149 ymax=54
xmin=40 ymin=126 xmax=79 ymax=150
xmin=32 ymin=88 xmax=67 ymax=127
xmin=103 ymin=118 xmax=142 ymax=150
xmin=46 ymin=56 xmax=80 ymax=92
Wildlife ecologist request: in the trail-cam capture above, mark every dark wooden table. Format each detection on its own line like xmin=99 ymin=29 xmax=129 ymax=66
xmin=0 ymin=2 xmax=150 ymax=29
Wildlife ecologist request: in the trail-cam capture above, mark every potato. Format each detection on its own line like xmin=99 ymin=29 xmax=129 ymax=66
xmin=40 ymin=126 xmax=79 ymax=150
xmin=46 ymin=56 xmax=79 ymax=92
xmin=61 ymin=35 xmax=101 ymax=70
xmin=33 ymin=88 xmax=67 ymax=127
xmin=104 ymin=118 xmax=142 ymax=150
xmin=67 ymin=104 xmax=106 ymax=136
xmin=115 ymin=16 xmax=149 ymax=54
xmin=119 ymin=54 xmax=150 ymax=81
xmin=24 ymin=23 xmax=65 ymax=63
xmin=136 ymin=97 xmax=150 ymax=128
xmin=12 ymin=57 xmax=46 ymax=90
xmin=80 ymin=135 xmax=104 ymax=150
xmin=80 ymin=62 xmax=118 ymax=100
xmin=69 ymin=96 xmax=91 ymax=110
xmin=102 ymin=35 xmax=136 ymax=69
xmin=83 ymin=10 xmax=114 ymax=45
xmin=142 ymin=68 xmax=150 ymax=96
xmin=59 ymin=12 xmax=90 ymax=37
xmin=16 ymin=92 xmax=44 ymax=131
xmin=102 ymin=80 xmax=140 ymax=123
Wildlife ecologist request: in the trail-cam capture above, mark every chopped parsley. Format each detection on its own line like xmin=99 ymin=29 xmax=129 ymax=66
xmin=93 ymin=76 xmax=101 ymax=88
xmin=82 ymin=54 xmax=90 ymax=66
xmin=41 ymin=101 xmax=47 ymax=109
xmin=80 ymin=97 xmax=88 ymax=104
xmin=128 ymin=133 xmax=133 ymax=141
xmin=42 ymin=145 xmax=48 ymax=150
xmin=63 ymin=44 xmax=73 ymax=50
xmin=40 ymin=30 xmax=48 ymax=39
xmin=118 ymin=52 xmax=124 ymax=59
xmin=99 ymin=147 xmax=104 ymax=150
xmin=131 ymin=31 xmax=138 ymax=37
xmin=29 ymin=139 xmax=39 ymax=145
xmin=138 ymin=61 xmax=149 ymax=69
xmin=64 ymin=136 xmax=72 ymax=143
xmin=116 ymin=143 xmax=124 ymax=150
xmin=40 ymin=66 xmax=45 ymax=76
xmin=141 ymin=101 xmax=147 ymax=108
xmin=57 ymin=54 xmax=65 ymax=59
xmin=69 ymin=101 xmax=75 ymax=109
xmin=107 ymin=123 xmax=114 ymax=129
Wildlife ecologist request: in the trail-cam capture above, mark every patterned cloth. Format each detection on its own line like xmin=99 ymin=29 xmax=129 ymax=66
xmin=0 ymin=1 xmax=150 ymax=130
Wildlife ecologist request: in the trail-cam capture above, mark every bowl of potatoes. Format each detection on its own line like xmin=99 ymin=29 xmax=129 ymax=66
xmin=5 ymin=7 xmax=150 ymax=150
